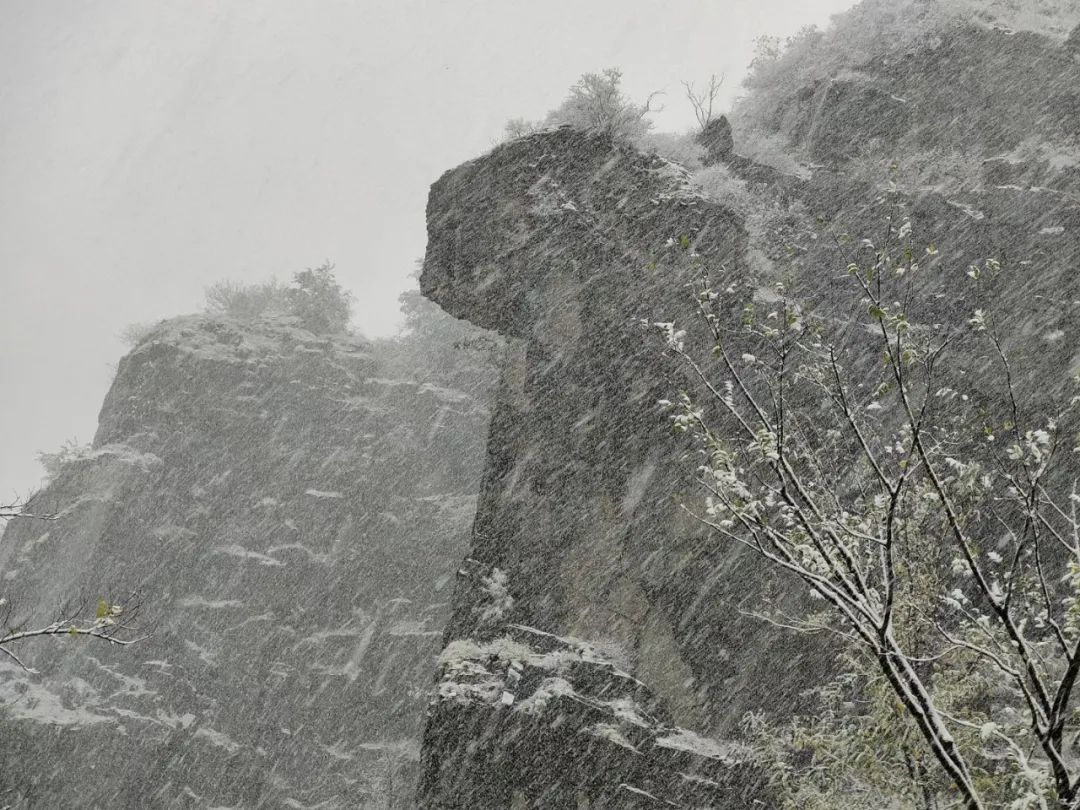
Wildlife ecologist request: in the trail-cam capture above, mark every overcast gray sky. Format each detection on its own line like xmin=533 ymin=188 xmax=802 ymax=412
xmin=0 ymin=0 xmax=858 ymax=501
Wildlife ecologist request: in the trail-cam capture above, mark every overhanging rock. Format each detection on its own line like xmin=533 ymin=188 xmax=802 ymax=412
xmin=417 ymin=128 xmax=800 ymax=808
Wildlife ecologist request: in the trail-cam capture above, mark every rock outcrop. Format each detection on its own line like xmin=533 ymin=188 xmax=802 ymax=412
xmin=0 ymin=312 xmax=496 ymax=808
xmin=422 ymin=622 xmax=763 ymax=808
xmin=762 ymin=26 xmax=1080 ymax=169
xmin=695 ymin=115 xmax=734 ymax=166
xmin=417 ymin=128 xmax=797 ymax=807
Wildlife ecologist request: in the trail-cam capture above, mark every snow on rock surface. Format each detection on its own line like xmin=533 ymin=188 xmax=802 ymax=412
xmin=421 ymin=610 xmax=765 ymax=807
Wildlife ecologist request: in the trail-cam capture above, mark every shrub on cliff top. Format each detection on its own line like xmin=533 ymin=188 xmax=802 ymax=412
xmin=504 ymin=67 xmax=661 ymax=145
xmin=286 ymin=262 xmax=353 ymax=335
xmin=204 ymin=262 xmax=353 ymax=334
xmin=204 ymin=278 xmax=291 ymax=321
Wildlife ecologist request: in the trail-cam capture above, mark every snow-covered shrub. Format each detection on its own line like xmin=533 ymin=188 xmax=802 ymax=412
xmin=546 ymin=67 xmax=660 ymax=143
xmin=638 ymin=131 xmax=706 ymax=169
xmin=286 ymin=262 xmax=353 ymax=335
xmin=503 ymin=67 xmax=660 ymax=146
xmin=203 ymin=263 xmax=353 ymax=335
xmin=690 ymin=164 xmax=754 ymax=215
xmin=204 ymin=278 xmax=290 ymax=320
xmin=118 ymin=321 xmax=157 ymax=347
xmin=502 ymin=117 xmax=539 ymax=140
xmin=478 ymin=567 xmax=514 ymax=626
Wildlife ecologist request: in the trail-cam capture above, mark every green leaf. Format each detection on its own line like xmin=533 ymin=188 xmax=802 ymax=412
xmin=96 ymin=599 xmax=110 ymax=620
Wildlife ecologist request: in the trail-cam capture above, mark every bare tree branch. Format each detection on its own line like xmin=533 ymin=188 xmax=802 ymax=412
xmin=682 ymin=73 xmax=724 ymax=131
xmin=0 ymin=593 xmax=146 ymax=673
xmin=653 ymin=225 xmax=1080 ymax=807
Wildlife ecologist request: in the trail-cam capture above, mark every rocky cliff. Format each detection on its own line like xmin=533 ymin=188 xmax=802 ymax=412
xmin=415 ymin=13 xmax=1080 ymax=810
xmin=417 ymin=127 xmax=786 ymax=808
xmin=0 ymin=310 xmax=496 ymax=808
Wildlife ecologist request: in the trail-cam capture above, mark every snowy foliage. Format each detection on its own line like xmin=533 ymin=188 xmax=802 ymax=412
xmin=732 ymin=0 xmax=1080 ymax=172
xmin=286 ymin=262 xmax=353 ymax=334
xmin=741 ymin=0 xmax=1080 ymax=112
xmin=37 ymin=438 xmax=92 ymax=482
xmin=204 ymin=262 xmax=353 ymax=334
xmin=118 ymin=321 xmax=158 ymax=347
xmin=204 ymin=277 xmax=291 ymax=321
xmin=478 ymin=567 xmax=514 ymax=626
xmin=504 ymin=67 xmax=660 ymax=145
xmin=690 ymin=165 xmax=755 ymax=216
xmin=655 ymin=218 xmax=1080 ymax=807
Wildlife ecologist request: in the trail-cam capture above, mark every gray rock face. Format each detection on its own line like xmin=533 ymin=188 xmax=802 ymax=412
xmin=422 ymin=129 xmax=740 ymax=659
xmin=0 ymin=314 xmax=496 ymax=808
xmin=418 ymin=128 xmax=815 ymax=807
xmin=770 ymin=26 xmax=1080 ymax=167
xmin=695 ymin=115 xmax=734 ymax=165
xmin=804 ymin=77 xmax=908 ymax=164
